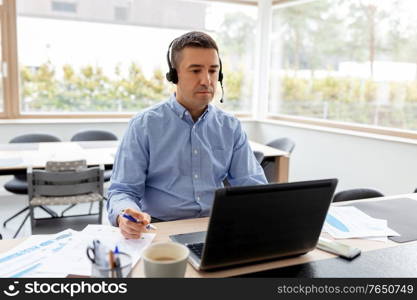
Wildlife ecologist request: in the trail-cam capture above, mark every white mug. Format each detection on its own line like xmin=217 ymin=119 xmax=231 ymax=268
xmin=143 ymin=242 xmax=189 ymax=278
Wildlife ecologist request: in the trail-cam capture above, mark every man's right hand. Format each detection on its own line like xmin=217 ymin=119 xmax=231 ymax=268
xmin=117 ymin=208 xmax=151 ymax=239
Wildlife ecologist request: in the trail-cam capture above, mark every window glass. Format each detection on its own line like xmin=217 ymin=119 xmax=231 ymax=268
xmin=17 ymin=0 xmax=256 ymax=114
xmin=269 ymin=0 xmax=417 ymax=131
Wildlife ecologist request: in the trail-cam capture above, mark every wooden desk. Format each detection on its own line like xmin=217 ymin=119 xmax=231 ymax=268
xmin=0 ymin=141 xmax=289 ymax=182
xmin=1 ymin=193 xmax=415 ymax=278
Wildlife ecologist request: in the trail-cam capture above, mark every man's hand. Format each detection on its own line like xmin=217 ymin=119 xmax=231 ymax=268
xmin=117 ymin=208 xmax=151 ymax=239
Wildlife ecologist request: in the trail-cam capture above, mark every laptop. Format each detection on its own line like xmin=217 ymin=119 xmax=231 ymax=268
xmin=170 ymin=178 xmax=338 ymax=271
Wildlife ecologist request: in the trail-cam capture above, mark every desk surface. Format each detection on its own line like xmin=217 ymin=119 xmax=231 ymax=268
xmin=1 ymin=193 xmax=416 ymax=278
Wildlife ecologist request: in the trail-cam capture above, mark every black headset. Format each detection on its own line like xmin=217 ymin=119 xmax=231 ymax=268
xmin=166 ymin=39 xmax=224 ymax=103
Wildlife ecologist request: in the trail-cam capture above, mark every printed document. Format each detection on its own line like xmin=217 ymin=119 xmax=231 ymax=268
xmin=323 ymin=206 xmax=400 ymax=239
xmin=38 ymin=225 xmax=155 ymax=276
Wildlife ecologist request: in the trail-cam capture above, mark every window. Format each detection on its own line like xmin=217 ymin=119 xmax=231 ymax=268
xmin=16 ymin=0 xmax=255 ymax=115
xmin=269 ymin=0 xmax=417 ymax=131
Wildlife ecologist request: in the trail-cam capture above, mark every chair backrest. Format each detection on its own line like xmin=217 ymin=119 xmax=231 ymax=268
xmin=332 ymin=188 xmax=384 ymax=203
xmin=71 ymin=130 xmax=118 ymax=141
xmin=46 ymin=159 xmax=87 ymax=172
xmin=10 ymin=134 xmax=61 ymax=181
xmin=10 ymin=133 xmax=61 ymax=144
xmin=253 ymin=151 xmax=264 ymax=163
xmin=28 ymin=162 xmax=104 ymax=198
xmin=267 ymin=137 xmax=296 ymax=154
xmin=414 ymin=188 xmax=417 ymax=193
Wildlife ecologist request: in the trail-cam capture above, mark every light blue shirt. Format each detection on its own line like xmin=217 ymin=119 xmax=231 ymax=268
xmin=107 ymin=94 xmax=267 ymax=225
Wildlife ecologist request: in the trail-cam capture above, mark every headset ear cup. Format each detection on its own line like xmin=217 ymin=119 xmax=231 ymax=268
xmin=172 ymin=69 xmax=178 ymax=84
xmin=218 ymin=72 xmax=223 ymax=82
xmin=166 ymin=69 xmax=178 ymax=84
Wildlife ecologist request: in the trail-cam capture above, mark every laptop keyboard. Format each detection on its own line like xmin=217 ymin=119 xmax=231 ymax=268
xmin=186 ymin=242 xmax=204 ymax=258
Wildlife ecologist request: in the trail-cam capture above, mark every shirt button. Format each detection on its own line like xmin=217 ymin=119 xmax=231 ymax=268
xmin=194 ymin=149 xmax=198 ymax=155
xmin=194 ymin=174 xmax=199 ymax=179
xmin=197 ymin=196 xmax=201 ymax=201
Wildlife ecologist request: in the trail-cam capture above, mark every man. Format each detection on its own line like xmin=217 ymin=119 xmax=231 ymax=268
xmin=107 ymin=31 xmax=267 ymax=239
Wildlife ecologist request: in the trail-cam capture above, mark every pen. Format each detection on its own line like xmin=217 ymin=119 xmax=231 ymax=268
xmin=121 ymin=213 xmax=157 ymax=230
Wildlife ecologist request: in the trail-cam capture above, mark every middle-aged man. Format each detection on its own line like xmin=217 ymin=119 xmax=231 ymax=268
xmin=107 ymin=31 xmax=267 ymax=239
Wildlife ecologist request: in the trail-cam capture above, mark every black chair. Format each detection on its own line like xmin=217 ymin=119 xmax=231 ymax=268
xmin=332 ymin=188 xmax=384 ymax=203
xmin=3 ymin=134 xmax=61 ymax=231
xmin=261 ymin=137 xmax=296 ymax=183
xmin=414 ymin=188 xmax=417 ymax=193
xmin=70 ymin=130 xmax=118 ymax=182
xmin=71 ymin=130 xmax=118 ymax=142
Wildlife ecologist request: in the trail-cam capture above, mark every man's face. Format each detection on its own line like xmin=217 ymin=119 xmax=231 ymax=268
xmin=175 ymin=47 xmax=220 ymax=110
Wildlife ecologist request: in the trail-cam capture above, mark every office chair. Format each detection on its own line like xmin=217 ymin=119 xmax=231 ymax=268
xmin=332 ymin=188 xmax=384 ymax=203
xmin=414 ymin=188 xmax=417 ymax=193
xmin=70 ymin=130 xmax=118 ymax=182
xmin=26 ymin=160 xmax=104 ymax=237
xmin=261 ymin=137 xmax=295 ymax=183
xmin=3 ymin=133 xmax=61 ymax=230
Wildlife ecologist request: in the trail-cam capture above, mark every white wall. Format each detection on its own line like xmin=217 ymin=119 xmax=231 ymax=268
xmin=251 ymin=121 xmax=417 ymax=196
xmin=1 ymin=119 xmax=416 ymax=196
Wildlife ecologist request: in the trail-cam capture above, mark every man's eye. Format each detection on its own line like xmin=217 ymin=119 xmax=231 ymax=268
xmin=191 ymin=70 xmax=200 ymax=73
xmin=209 ymin=70 xmax=217 ymax=74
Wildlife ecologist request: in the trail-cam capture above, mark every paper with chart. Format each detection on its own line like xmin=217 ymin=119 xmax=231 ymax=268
xmin=323 ymin=206 xmax=400 ymax=239
xmin=0 ymin=229 xmax=78 ymax=278
xmin=38 ymin=225 xmax=155 ymax=276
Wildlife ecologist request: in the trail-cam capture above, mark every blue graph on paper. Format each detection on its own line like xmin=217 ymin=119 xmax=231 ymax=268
xmin=325 ymin=214 xmax=349 ymax=232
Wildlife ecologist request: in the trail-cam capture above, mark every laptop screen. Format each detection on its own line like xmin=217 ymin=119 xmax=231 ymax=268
xmin=201 ymin=179 xmax=338 ymax=269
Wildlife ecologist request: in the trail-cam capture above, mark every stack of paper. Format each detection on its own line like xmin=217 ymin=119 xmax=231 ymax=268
xmin=37 ymin=225 xmax=155 ymax=276
xmin=0 ymin=225 xmax=155 ymax=278
xmin=323 ymin=206 xmax=400 ymax=241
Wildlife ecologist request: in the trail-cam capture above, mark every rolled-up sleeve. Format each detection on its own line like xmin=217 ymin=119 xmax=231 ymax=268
xmin=227 ymin=122 xmax=267 ymax=186
xmin=107 ymin=115 xmax=150 ymax=226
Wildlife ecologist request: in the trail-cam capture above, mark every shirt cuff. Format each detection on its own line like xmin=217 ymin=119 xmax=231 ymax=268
xmin=106 ymin=195 xmax=141 ymax=227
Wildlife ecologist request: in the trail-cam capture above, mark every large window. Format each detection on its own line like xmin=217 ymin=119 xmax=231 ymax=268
xmin=16 ymin=0 xmax=256 ymax=115
xmin=269 ymin=0 xmax=417 ymax=131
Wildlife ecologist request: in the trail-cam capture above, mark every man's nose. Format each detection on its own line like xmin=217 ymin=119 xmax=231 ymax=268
xmin=199 ymin=71 xmax=211 ymax=86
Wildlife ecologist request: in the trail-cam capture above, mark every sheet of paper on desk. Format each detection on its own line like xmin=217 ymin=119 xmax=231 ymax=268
xmin=323 ymin=206 xmax=400 ymax=239
xmin=0 ymin=229 xmax=78 ymax=278
xmin=38 ymin=225 xmax=155 ymax=276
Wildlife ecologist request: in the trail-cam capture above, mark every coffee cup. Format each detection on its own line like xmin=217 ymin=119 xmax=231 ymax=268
xmin=143 ymin=242 xmax=189 ymax=278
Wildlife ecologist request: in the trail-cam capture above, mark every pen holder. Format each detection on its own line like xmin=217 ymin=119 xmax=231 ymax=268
xmin=91 ymin=252 xmax=132 ymax=278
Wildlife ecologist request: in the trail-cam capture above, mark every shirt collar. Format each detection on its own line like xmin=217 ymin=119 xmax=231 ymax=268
xmin=168 ymin=93 xmax=212 ymax=121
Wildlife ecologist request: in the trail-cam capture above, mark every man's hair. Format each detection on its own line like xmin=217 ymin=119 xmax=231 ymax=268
xmin=170 ymin=31 xmax=219 ymax=69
